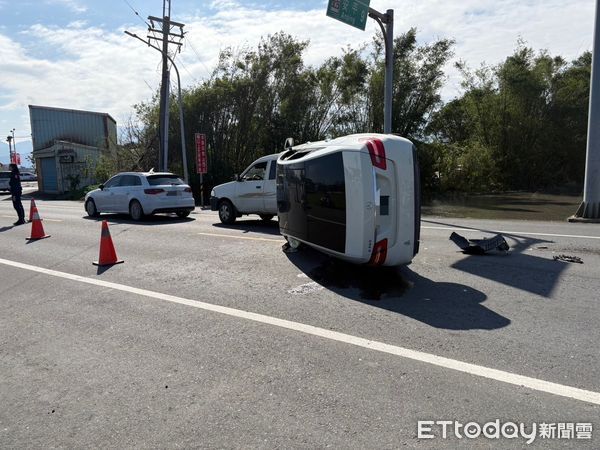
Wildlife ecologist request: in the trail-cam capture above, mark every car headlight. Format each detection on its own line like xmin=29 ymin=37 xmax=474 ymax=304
xmin=210 ymin=189 xmax=215 ymax=197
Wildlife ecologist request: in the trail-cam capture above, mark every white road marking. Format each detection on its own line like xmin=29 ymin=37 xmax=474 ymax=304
xmin=422 ymin=225 xmax=600 ymax=241
xmin=0 ymin=257 xmax=599 ymax=406
xmin=288 ymin=282 xmax=325 ymax=295
xmin=12 ymin=203 xmax=82 ymax=210
xmin=198 ymin=232 xmax=282 ymax=242
xmin=0 ymin=215 xmax=62 ymax=222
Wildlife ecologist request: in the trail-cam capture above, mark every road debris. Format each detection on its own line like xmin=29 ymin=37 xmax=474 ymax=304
xmin=450 ymin=232 xmax=510 ymax=255
xmin=553 ymin=254 xmax=583 ymax=264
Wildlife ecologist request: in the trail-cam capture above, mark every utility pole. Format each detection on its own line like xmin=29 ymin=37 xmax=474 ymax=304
xmin=147 ymin=0 xmax=184 ymax=172
xmin=571 ymin=0 xmax=600 ymax=221
xmin=127 ymin=30 xmax=190 ymax=183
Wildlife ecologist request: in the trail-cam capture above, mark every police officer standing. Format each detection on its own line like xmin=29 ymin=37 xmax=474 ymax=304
xmin=9 ymin=163 xmax=25 ymax=225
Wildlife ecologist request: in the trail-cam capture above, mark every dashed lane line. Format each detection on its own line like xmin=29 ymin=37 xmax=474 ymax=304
xmin=0 ymin=215 xmax=62 ymax=222
xmin=0 ymin=257 xmax=598 ymax=406
xmin=197 ymin=232 xmax=283 ymax=242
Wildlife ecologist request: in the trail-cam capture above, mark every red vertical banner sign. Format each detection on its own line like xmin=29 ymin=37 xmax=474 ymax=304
xmin=16 ymin=153 xmax=21 ymax=165
xmin=195 ymin=133 xmax=207 ymax=174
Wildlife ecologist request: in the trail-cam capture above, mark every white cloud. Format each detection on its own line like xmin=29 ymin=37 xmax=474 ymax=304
xmin=45 ymin=0 xmax=87 ymax=14
xmin=0 ymin=0 xmax=595 ymax=137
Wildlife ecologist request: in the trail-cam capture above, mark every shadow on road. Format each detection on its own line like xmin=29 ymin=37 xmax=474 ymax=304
xmin=212 ymin=219 xmax=281 ymax=236
xmin=285 ymin=246 xmax=510 ymax=331
xmin=451 ymin=252 xmax=569 ymax=298
xmin=82 ymin=213 xmax=194 ymax=226
xmin=423 ymin=219 xmax=570 ymax=297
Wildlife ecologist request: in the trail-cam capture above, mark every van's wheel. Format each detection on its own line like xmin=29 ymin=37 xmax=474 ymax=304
xmin=85 ymin=199 xmax=99 ymax=218
xmin=218 ymin=200 xmax=236 ymax=224
xmin=259 ymin=214 xmax=274 ymax=222
xmin=176 ymin=211 xmax=190 ymax=218
xmin=129 ymin=200 xmax=144 ymax=221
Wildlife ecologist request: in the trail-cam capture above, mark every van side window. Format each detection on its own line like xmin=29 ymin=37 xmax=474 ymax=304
xmin=242 ymin=162 xmax=267 ymax=181
xmin=268 ymin=161 xmax=277 ymax=180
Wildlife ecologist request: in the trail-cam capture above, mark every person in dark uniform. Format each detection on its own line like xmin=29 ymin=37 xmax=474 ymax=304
xmin=9 ymin=163 xmax=25 ymax=225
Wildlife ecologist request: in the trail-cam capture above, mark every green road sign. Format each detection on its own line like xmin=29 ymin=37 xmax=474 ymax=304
xmin=326 ymin=0 xmax=371 ymax=31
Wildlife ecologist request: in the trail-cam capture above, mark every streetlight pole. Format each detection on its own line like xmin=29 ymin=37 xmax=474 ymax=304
xmin=6 ymin=135 xmax=13 ymax=164
xmin=10 ymin=128 xmax=16 ymax=164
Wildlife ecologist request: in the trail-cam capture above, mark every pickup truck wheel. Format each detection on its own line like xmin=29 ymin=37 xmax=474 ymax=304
xmin=259 ymin=214 xmax=274 ymax=222
xmin=218 ymin=200 xmax=236 ymax=224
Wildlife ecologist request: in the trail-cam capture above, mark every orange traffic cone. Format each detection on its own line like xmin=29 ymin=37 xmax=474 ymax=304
xmin=93 ymin=220 xmax=124 ymax=266
xmin=26 ymin=205 xmax=50 ymax=240
xmin=28 ymin=198 xmax=37 ymax=222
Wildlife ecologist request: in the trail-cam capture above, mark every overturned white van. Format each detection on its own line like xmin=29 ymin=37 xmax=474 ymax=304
xmin=276 ymin=133 xmax=420 ymax=266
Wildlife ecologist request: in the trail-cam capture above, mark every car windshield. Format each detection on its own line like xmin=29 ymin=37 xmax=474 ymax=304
xmin=146 ymin=175 xmax=185 ymax=186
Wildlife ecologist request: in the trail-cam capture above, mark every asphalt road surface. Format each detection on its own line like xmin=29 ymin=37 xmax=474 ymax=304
xmin=0 ymin=194 xmax=598 ymax=448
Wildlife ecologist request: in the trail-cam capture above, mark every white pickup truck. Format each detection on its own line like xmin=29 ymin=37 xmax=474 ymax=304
xmin=210 ymin=154 xmax=279 ymax=224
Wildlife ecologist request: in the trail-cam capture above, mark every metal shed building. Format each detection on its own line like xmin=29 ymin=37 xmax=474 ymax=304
xmin=29 ymin=105 xmax=117 ymax=194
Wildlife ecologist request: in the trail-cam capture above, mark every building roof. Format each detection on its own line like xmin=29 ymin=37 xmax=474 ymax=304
xmin=28 ymin=104 xmax=116 ymax=125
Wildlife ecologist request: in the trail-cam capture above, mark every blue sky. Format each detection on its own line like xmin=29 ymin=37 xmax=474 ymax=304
xmin=0 ymin=0 xmax=596 ymax=163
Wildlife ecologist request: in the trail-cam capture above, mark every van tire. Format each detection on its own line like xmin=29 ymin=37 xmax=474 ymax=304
xmin=259 ymin=214 xmax=274 ymax=222
xmin=218 ymin=200 xmax=236 ymax=224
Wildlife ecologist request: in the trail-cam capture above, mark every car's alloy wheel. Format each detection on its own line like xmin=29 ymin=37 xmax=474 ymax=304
xmin=218 ymin=200 xmax=236 ymax=224
xmin=85 ymin=199 xmax=99 ymax=217
xmin=129 ymin=200 xmax=144 ymax=221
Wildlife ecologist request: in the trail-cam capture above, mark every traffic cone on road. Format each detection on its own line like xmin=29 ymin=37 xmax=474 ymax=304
xmin=28 ymin=198 xmax=37 ymax=222
xmin=93 ymin=220 xmax=124 ymax=266
xmin=26 ymin=205 xmax=50 ymax=240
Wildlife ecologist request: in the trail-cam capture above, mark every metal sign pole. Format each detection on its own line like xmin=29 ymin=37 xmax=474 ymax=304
xmin=384 ymin=9 xmax=394 ymax=134
xmin=327 ymin=1 xmax=394 ymax=134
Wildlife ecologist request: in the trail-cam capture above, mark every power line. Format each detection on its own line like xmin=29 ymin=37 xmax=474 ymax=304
xmin=122 ymin=0 xmax=151 ymax=28
xmin=184 ymin=39 xmax=212 ymax=79
xmin=176 ymin=58 xmax=199 ymax=85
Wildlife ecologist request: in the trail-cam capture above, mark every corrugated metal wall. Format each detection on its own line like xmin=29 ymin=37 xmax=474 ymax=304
xmin=29 ymin=105 xmax=117 ymax=151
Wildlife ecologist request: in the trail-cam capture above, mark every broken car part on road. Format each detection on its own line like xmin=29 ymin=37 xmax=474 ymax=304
xmin=450 ymin=231 xmax=510 ymax=255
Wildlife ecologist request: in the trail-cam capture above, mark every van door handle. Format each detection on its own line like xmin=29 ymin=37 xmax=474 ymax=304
xmin=256 ymin=186 xmax=261 ymax=189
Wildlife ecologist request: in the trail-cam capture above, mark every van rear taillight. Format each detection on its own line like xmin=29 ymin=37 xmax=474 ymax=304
xmin=365 ymin=138 xmax=387 ymax=170
xmin=144 ymin=188 xmax=164 ymax=195
xmin=368 ymin=239 xmax=388 ymax=266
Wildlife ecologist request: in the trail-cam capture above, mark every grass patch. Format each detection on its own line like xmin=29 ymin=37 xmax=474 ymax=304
xmin=422 ymin=192 xmax=582 ymax=221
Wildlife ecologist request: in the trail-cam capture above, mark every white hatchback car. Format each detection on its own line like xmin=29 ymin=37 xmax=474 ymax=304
xmin=0 ymin=171 xmax=10 ymax=192
xmin=84 ymin=172 xmax=195 ymax=220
